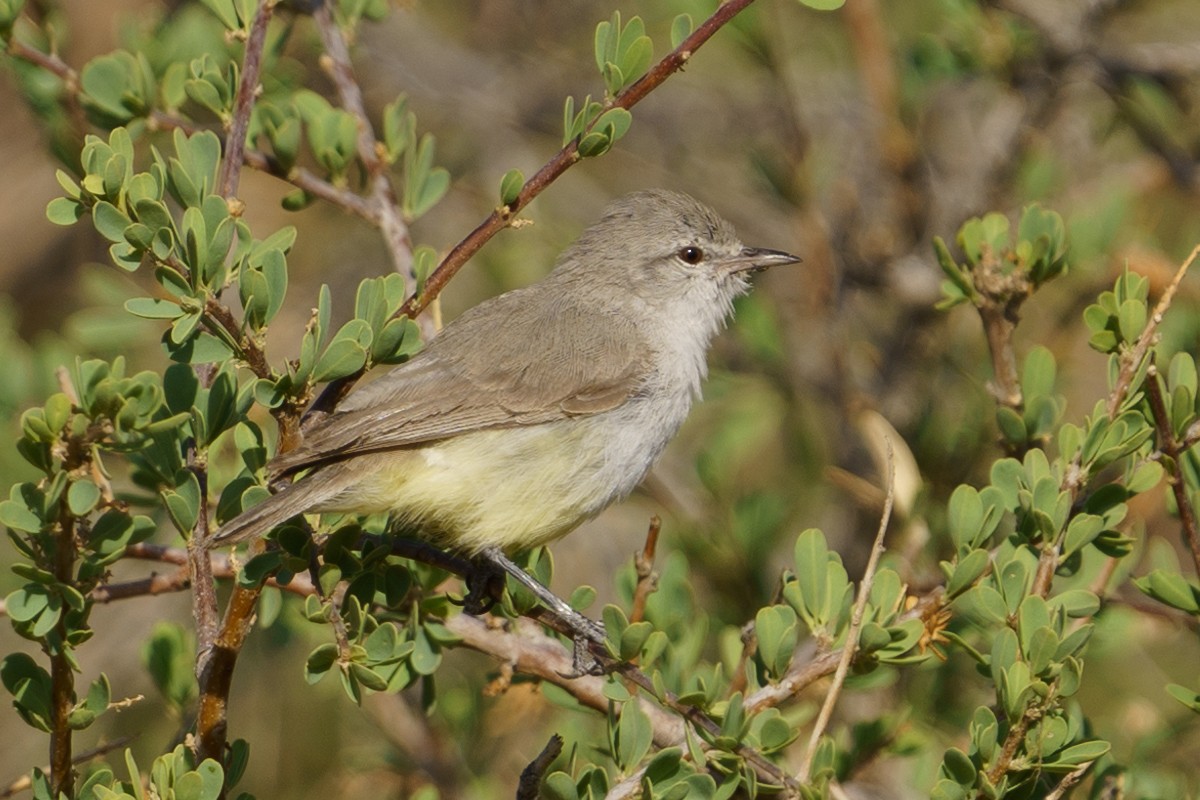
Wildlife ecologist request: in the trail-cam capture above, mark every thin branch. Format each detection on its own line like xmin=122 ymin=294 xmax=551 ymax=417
xmin=49 ymin=514 xmax=77 ymax=796
xmin=92 ymin=566 xmax=191 ymax=603
xmin=797 ymin=438 xmax=896 ymax=784
xmin=311 ymin=3 xmax=413 ymax=286
xmin=203 ymin=298 xmax=273 ymax=380
xmin=516 ymin=735 xmax=564 ymax=800
xmin=152 ymin=111 xmax=381 ymax=220
xmin=193 ymin=0 xmax=278 ymax=765
xmin=217 ymin=0 xmax=275 ymax=198
xmin=326 ymin=582 xmax=353 ymax=660
xmin=1043 ymin=760 xmax=1097 ymax=800
xmin=1033 ymin=244 xmax=1200 ymax=598
xmin=304 ymin=0 xmax=766 ymax=420
xmin=445 ymin=614 xmax=686 ymax=745
xmin=629 ymin=516 xmax=661 ymax=624
xmin=983 ymin=708 xmax=1038 ymax=790
xmin=1106 ymin=243 xmax=1200 ymax=418
xmin=1144 ymin=363 xmax=1200 ymax=576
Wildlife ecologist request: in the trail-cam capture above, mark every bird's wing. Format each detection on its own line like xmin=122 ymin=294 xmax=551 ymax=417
xmin=271 ymin=286 xmax=649 ymax=475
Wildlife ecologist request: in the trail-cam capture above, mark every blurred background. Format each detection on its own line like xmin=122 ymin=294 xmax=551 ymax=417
xmin=2 ymin=0 xmax=1200 ymax=797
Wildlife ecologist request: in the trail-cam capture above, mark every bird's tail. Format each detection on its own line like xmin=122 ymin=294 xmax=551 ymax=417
xmin=210 ymin=470 xmax=348 ymax=546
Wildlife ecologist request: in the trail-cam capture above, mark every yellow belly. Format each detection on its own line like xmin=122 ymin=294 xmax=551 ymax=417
xmin=314 ymin=420 xmax=622 ymax=553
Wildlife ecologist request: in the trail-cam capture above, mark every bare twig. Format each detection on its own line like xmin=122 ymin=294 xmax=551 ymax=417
xmin=326 ymin=582 xmax=353 ymax=660
xmin=973 ymin=250 xmax=1029 ymax=415
xmin=91 ymin=566 xmax=191 ymax=603
xmin=797 ymin=438 xmax=895 ymax=784
xmin=1043 ymin=760 xmax=1097 ymax=800
xmin=516 ymin=734 xmax=564 ymax=800
xmin=629 ymin=516 xmax=661 ymax=624
xmin=217 ymin=0 xmax=275 ymax=198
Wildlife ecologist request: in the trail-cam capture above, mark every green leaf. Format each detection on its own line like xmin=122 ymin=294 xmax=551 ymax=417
xmin=619 ymin=621 xmax=654 ymax=661
xmin=755 ymin=605 xmax=798 ymax=677
xmin=1166 ymin=683 xmax=1200 ymax=713
xmin=995 ymin=406 xmax=1026 ymax=443
xmin=670 ymin=14 xmax=693 ymax=49
xmin=47 ymin=197 xmax=84 ymax=226
xmin=796 ymin=0 xmax=846 ymax=8
xmin=596 ymin=107 xmax=633 ymax=144
xmin=67 ymin=479 xmax=102 ymax=516
xmin=1 ymin=653 xmax=53 ymax=732
xmin=577 ymin=130 xmax=611 ymax=158
xmin=194 ymin=760 xmax=223 ymax=800
xmin=125 ymin=297 xmax=185 ymax=320
xmin=162 ymin=469 xmax=202 ymax=535
xmin=0 ymin=499 xmax=44 ymax=533
xmin=382 ymin=95 xmax=413 ymax=163
xmin=790 ymin=529 xmax=830 ymax=629
xmin=93 ymin=201 xmax=132 ymax=244
xmin=304 ymin=643 xmax=338 ymax=684
xmin=946 ymin=548 xmax=990 ymax=597
xmin=1045 ymin=739 xmax=1110 ymax=769
xmin=313 ymin=321 xmax=372 ymax=382
xmin=498 ymin=169 xmax=523 ymax=207
xmin=1134 ymin=569 xmax=1200 ymax=614
xmin=616 ymin=699 xmax=653 ymax=771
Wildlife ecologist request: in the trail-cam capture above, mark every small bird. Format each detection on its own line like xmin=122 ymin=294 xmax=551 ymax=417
xmin=214 ymin=190 xmax=799 ymax=637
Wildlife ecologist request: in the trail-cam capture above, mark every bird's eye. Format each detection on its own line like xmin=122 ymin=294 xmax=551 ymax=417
xmin=678 ymin=246 xmax=704 ymax=265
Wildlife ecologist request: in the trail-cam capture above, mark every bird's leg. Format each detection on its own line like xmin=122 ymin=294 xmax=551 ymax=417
xmin=479 ymin=547 xmax=606 ymax=646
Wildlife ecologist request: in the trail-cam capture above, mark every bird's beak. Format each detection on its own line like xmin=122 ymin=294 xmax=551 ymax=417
xmin=721 ymin=247 xmax=802 ymax=275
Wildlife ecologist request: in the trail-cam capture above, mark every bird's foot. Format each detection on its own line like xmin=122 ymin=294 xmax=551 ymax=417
xmin=455 ymin=556 xmax=506 ymax=615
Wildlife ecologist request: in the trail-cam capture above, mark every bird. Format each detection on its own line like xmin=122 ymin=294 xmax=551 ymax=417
xmin=213 ymin=189 xmax=799 ymax=639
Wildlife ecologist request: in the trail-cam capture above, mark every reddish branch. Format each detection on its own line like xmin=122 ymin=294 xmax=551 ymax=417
xmin=216 ymin=1 xmax=275 ymax=198
xmin=629 ymin=516 xmax=661 ymax=624
xmin=193 ymin=0 xmax=276 ymax=769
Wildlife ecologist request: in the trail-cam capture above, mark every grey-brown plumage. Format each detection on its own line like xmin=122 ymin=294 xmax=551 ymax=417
xmin=214 ymin=190 xmax=799 ymax=551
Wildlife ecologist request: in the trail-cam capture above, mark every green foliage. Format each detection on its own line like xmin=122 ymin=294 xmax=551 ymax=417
xmin=594 ymin=12 xmax=653 ymax=98
xmin=935 ymin=204 xmax=1068 ymax=310
xmin=3 ymin=1 xmax=1200 ymax=799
